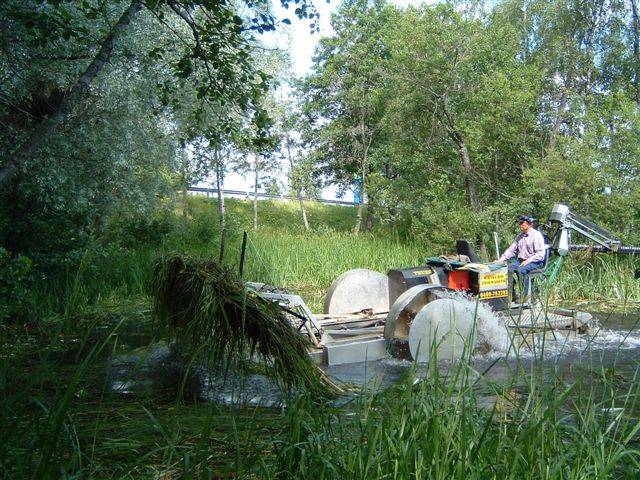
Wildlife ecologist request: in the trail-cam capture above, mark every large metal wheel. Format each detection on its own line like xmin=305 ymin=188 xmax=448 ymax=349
xmin=384 ymin=284 xmax=451 ymax=341
xmin=408 ymin=298 xmax=479 ymax=363
xmin=323 ymin=269 xmax=389 ymax=315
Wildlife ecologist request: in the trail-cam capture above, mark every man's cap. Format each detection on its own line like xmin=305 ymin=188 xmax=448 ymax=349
xmin=517 ymin=215 xmax=535 ymax=225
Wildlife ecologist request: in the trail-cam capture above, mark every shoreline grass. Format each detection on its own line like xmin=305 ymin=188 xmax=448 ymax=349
xmin=3 ymin=196 xmax=640 ymax=478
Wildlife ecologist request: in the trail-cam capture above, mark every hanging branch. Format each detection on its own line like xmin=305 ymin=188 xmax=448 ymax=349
xmin=0 ymin=0 xmax=144 ymax=186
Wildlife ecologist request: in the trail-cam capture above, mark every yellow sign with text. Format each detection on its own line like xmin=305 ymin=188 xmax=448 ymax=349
xmin=412 ymin=269 xmax=434 ymax=276
xmin=480 ymin=273 xmax=508 ymax=288
xmin=479 ymin=289 xmax=509 ymax=299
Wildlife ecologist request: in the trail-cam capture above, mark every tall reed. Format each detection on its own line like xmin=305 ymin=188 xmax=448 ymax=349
xmin=259 ymin=351 xmax=640 ymax=479
xmin=554 ymin=254 xmax=640 ymax=307
xmin=6 ymin=196 xmax=640 ymax=478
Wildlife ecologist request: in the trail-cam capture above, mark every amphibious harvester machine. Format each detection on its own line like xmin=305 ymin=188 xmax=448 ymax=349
xmin=250 ymin=204 xmax=640 ymax=365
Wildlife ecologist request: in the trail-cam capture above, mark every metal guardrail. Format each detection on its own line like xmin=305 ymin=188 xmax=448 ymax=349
xmin=187 ymin=186 xmax=357 ymax=206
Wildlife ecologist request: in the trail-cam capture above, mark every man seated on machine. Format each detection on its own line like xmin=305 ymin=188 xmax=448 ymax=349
xmin=497 ymin=215 xmax=546 ymax=304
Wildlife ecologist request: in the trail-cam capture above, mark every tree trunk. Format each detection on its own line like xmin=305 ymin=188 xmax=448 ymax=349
xmin=214 ymin=149 xmax=226 ymax=230
xmin=284 ymin=133 xmax=309 ymax=230
xmin=547 ymin=87 xmax=568 ymax=153
xmin=365 ymin=191 xmax=375 ymax=232
xmin=443 ymin=121 xmax=481 ymax=212
xmin=354 ymin=118 xmax=374 ymax=235
xmin=0 ymin=0 xmax=144 ymax=186
xmin=353 ymin=162 xmax=364 ymax=235
xmin=458 ymin=141 xmax=481 ymax=213
xmin=479 ymin=233 xmax=489 ymax=261
xmin=181 ymin=159 xmax=189 ymax=220
xmin=388 ymin=207 xmax=398 ymax=238
xmin=354 ymin=196 xmax=365 ymax=235
xmin=441 ymin=94 xmax=480 ymax=213
xmin=253 ymin=154 xmax=259 ymax=230
xmin=456 ymin=139 xmax=487 ymax=256
xmin=441 ymin=104 xmax=485 ymax=253
xmin=298 ymin=193 xmax=310 ymax=230
xmin=182 ymin=189 xmax=188 ymax=219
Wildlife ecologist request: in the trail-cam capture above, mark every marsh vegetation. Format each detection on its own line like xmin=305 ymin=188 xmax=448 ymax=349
xmin=5 ymin=0 xmax=640 ymax=476
xmin=3 ymin=198 xmax=640 ymax=478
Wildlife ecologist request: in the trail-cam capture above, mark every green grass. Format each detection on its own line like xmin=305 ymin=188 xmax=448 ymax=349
xmin=257 ymin=355 xmax=640 ymax=479
xmin=260 ymin=352 xmax=640 ymax=479
xmin=162 ymin=197 xmax=428 ymax=312
xmin=240 ymin=231 xmax=424 ymax=311
xmin=553 ymin=253 xmax=640 ymax=310
xmin=3 ymin=195 xmax=640 ymax=478
xmin=5 ymin=329 xmax=640 ymax=478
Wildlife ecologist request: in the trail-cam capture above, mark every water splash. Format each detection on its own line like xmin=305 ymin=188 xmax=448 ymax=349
xmin=474 ymin=302 xmax=511 ymax=354
xmin=444 ymin=295 xmax=640 ymax=361
xmin=446 ymin=294 xmax=511 ymax=355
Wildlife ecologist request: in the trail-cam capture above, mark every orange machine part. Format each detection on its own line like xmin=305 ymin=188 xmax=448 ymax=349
xmin=447 ymin=270 xmax=470 ymax=290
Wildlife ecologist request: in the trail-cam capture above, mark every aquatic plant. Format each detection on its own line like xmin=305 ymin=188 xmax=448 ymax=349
xmin=260 ymin=355 xmax=640 ymax=479
xmin=149 ymin=253 xmax=332 ymax=396
xmin=554 ymin=254 xmax=640 ymax=308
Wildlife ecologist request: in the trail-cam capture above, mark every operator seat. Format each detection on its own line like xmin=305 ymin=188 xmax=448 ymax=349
xmin=456 ymin=239 xmax=482 ymax=263
xmin=528 ymin=244 xmax=551 ymax=276
xmin=524 ymin=242 xmax=551 ymax=304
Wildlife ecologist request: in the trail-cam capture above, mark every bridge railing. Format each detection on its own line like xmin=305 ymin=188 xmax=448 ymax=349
xmin=186 ymin=186 xmax=357 ymax=206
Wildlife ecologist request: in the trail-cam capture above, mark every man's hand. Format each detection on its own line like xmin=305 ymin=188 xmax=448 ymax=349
xmin=521 ymin=259 xmax=531 ymax=266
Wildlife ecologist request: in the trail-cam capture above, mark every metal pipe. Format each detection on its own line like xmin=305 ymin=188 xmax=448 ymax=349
xmin=570 ymin=244 xmax=640 ymax=254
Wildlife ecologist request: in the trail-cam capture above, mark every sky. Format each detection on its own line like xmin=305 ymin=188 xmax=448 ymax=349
xmin=272 ymin=0 xmax=338 ymax=77
xmin=273 ymin=0 xmax=424 ymax=77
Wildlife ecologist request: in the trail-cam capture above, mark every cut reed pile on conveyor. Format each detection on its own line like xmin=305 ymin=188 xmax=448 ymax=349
xmin=149 ymin=254 xmax=331 ymax=396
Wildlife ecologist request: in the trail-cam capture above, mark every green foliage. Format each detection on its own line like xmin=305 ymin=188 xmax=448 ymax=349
xmin=407 ymin=203 xmax=485 ymax=255
xmin=0 ymin=247 xmax=38 ymax=323
xmin=105 ymin=211 xmax=177 ymax=249
xmin=170 ymin=197 xmax=361 ymax=238
xmin=6 ymin=0 xmax=640 ymax=475
xmin=0 ymin=0 xmax=315 ymax=263
xmin=554 ymin=254 xmax=640 ymax=306
xmin=30 ymin=244 xmax=156 ymax=319
xmin=241 ymin=228 xmax=424 ymax=311
xmin=2 ymin=196 xmax=640 ymax=477
xmin=263 ymin=360 xmax=640 ymax=478
xmin=297 ymin=0 xmax=396 ymax=232
xmin=293 ymin=0 xmax=640 ymax=244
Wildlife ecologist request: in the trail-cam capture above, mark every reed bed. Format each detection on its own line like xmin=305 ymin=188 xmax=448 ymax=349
xmin=5 ymin=196 xmax=640 ymax=478
xmin=259 ymin=356 xmax=640 ymax=479
xmin=240 ymin=231 xmax=425 ymax=311
xmin=148 ymin=253 xmax=331 ymax=396
xmin=554 ymin=254 xmax=640 ymax=308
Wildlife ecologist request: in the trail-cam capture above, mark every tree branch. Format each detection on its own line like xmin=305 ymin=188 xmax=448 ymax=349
xmin=0 ymin=0 xmax=144 ymax=186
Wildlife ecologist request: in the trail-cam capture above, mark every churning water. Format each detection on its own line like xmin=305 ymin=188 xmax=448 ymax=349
xmin=106 ymin=304 xmax=640 ymax=404
xmin=326 ymin=306 xmax=640 ymax=390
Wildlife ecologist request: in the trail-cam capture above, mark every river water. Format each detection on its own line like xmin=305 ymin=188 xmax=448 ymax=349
xmin=106 ymin=308 xmax=640 ymax=406
xmin=326 ymin=310 xmax=640 ymax=389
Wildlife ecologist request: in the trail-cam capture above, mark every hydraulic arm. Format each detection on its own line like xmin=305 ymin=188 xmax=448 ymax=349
xmin=549 ymin=204 xmax=640 ymax=255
